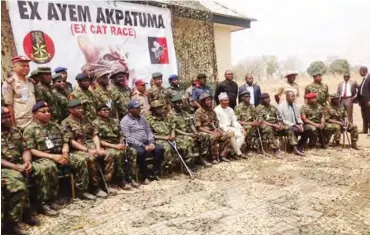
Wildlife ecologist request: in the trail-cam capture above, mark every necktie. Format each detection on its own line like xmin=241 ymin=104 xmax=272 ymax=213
xmin=289 ymin=104 xmax=299 ymax=124
xmin=343 ymin=82 xmax=347 ymax=97
xmin=359 ymin=77 xmax=366 ymax=96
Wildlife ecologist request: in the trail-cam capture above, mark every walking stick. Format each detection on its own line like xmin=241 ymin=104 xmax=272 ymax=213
xmin=168 ymin=140 xmax=194 ymax=178
xmin=257 ymin=127 xmax=266 ymax=155
xmin=97 ymin=158 xmax=109 ymax=196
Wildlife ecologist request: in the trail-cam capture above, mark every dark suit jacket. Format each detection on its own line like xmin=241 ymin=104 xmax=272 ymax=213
xmin=337 ymin=80 xmax=358 ymax=98
xmin=357 ymin=74 xmax=370 ymax=103
xmin=238 ymin=84 xmax=261 ymax=106
xmin=215 ymin=79 xmax=238 ymax=109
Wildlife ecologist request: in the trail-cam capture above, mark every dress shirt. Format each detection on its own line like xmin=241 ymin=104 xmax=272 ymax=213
xmin=245 ymin=84 xmax=255 ymax=105
xmin=341 ymin=81 xmax=352 ymax=97
xmin=120 ymin=113 xmax=155 ymax=147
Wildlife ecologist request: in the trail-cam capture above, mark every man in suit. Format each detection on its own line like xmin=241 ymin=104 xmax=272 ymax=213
xmin=239 ymin=74 xmax=261 ymax=106
xmin=337 ymin=72 xmax=358 ymax=123
xmin=214 ymin=70 xmax=238 ymax=109
xmin=357 ymin=66 xmax=370 ymax=134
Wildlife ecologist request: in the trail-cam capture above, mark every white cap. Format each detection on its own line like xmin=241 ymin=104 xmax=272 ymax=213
xmin=218 ymin=92 xmax=229 ymax=101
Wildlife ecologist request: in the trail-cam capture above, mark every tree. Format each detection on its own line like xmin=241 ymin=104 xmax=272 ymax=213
xmin=329 ymin=59 xmax=350 ymax=74
xmin=233 ymin=57 xmax=265 ymax=81
xmin=307 ymin=61 xmax=327 ymax=77
xmin=263 ymin=55 xmax=278 ymax=79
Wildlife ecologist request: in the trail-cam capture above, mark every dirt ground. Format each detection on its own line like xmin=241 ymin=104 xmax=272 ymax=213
xmin=26 ymin=76 xmax=370 ymax=235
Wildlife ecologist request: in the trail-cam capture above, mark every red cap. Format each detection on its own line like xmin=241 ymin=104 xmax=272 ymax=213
xmin=304 ymin=92 xmax=317 ymax=99
xmin=135 ymin=79 xmax=147 ymax=86
xmin=12 ymin=56 xmax=31 ymax=63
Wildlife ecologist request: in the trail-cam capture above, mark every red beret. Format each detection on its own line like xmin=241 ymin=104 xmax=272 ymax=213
xmin=305 ymin=92 xmax=317 ymax=99
xmin=135 ymin=79 xmax=147 ymax=86
xmin=12 ymin=56 xmax=31 ymax=63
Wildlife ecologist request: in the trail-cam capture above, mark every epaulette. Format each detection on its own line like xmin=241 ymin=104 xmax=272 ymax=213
xmin=5 ymin=76 xmax=15 ymax=83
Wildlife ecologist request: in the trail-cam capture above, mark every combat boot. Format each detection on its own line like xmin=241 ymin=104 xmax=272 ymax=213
xmin=40 ymin=204 xmax=59 ymax=217
xmin=95 ymin=188 xmax=108 ymax=198
xmin=351 ymin=142 xmax=360 ymax=150
xmin=142 ymin=178 xmax=151 ymax=185
xmin=333 ymin=140 xmax=340 ymax=147
xmin=119 ymin=180 xmax=132 ymax=190
xmin=23 ymin=209 xmax=40 ymax=226
xmin=5 ymin=222 xmax=28 ymax=235
xmin=49 ymin=202 xmax=63 ymax=210
xmin=130 ymin=180 xmax=140 ymax=188
xmin=273 ymin=149 xmax=282 ymax=159
xmin=79 ymin=192 xmax=96 ymax=200
xmin=293 ymin=146 xmax=305 ymax=156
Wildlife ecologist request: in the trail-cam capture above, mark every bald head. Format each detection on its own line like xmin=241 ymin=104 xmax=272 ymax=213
xmin=224 ymin=70 xmax=233 ymax=80
xmin=286 ymin=91 xmax=296 ymax=103
xmin=360 ymin=66 xmax=368 ymax=77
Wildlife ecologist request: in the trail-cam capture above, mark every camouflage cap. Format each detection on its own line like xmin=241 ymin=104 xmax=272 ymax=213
xmin=68 ymin=99 xmax=82 ymax=108
xmin=199 ymin=92 xmax=211 ymax=101
xmin=52 ymin=73 xmax=62 ymax=80
xmin=29 ymin=69 xmax=39 ymax=78
xmin=150 ymin=100 xmax=164 ymax=108
xmin=330 ymin=93 xmax=340 ymax=99
xmin=239 ymin=90 xmax=250 ymax=97
xmin=96 ymin=103 xmax=110 ymax=111
xmin=38 ymin=67 xmax=52 ymax=74
xmin=171 ymin=95 xmax=183 ymax=103
xmin=152 ymin=72 xmax=163 ymax=79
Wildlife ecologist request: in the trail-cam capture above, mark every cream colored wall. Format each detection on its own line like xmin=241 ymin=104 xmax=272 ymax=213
xmin=213 ymin=23 xmax=232 ymax=81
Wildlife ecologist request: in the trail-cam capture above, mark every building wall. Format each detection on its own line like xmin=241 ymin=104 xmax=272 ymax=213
xmin=213 ymin=24 xmax=232 ymax=80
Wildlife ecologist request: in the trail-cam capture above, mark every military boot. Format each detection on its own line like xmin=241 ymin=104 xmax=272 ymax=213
xmin=40 ymin=204 xmax=59 ymax=217
xmin=94 ymin=188 xmax=108 ymax=199
xmin=5 ymin=222 xmax=28 ymax=235
xmin=23 ymin=209 xmax=40 ymax=226
xmin=351 ymin=142 xmax=360 ymax=150
xmin=130 ymin=180 xmax=140 ymax=188
xmin=119 ymin=180 xmax=132 ymax=190
xmin=79 ymin=192 xmax=96 ymax=200
xmin=273 ymin=149 xmax=282 ymax=159
xmin=293 ymin=146 xmax=305 ymax=156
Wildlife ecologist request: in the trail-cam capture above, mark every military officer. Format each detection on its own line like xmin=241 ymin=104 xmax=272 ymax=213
xmin=54 ymin=67 xmax=73 ymax=95
xmin=93 ymin=70 xmax=116 ymax=118
xmin=69 ymin=73 xmax=99 ymax=122
xmin=147 ymin=72 xmax=172 ymax=113
xmin=93 ymin=104 xmax=139 ymax=190
xmin=301 ymin=93 xmax=334 ymax=148
xmin=234 ymin=90 xmax=260 ymax=155
xmin=194 ymin=93 xmax=232 ymax=164
xmin=1 ymin=107 xmax=39 ymax=234
xmin=192 ymin=73 xmax=213 ymax=110
xmin=256 ymin=93 xmax=304 ymax=158
xmin=28 ymin=69 xmax=40 ymax=86
xmin=326 ymin=93 xmax=359 ymax=149
xmin=109 ymin=69 xmax=131 ymax=120
xmin=171 ymin=95 xmax=212 ymax=167
xmin=61 ymin=99 xmax=113 ymax=199
xmin=304 ymin=72 xmax=329 ymax=107
xmin=167 ymin=74 xmax=185 ymax=99
xmin=132 ymin=79 xmax=151 ymax=117
xmin=52 ymin=73 xmax=69 ymax=123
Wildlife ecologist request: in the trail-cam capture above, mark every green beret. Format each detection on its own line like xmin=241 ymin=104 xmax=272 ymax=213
xmin=150 ymin=100 xmax=164 ymax=108
xmin=171 ymin=95 xmax=183 ymax=103
xmin=52 ymin=73 xmax=62 ymax=80
xmin=38 ymin=67 xmax=52 ymax=74
xmin=68 ymin=99 xmax=82 ymax=108
xmin=152 ymin=72 xmax=163 ymax=79
xmin=29 ymin=69 xmax=39 ymax=78
xmin=330 ymin=93 xmax=340 ymax=99
xmin=96 ymin=103 xmax=109 ymax=111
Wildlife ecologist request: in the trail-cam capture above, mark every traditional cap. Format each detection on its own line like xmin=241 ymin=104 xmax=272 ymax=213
xmin=218 ymin=92 xmax=228 ymax=101
xmin=239 ymin=90 xmax=250 ymax=97
xmin=199 ymin=92 xmax=211 ymax=101
xmin=54 ymin=67 xmax=67 ymax=73
xmin=171 ymin=95 xmax=183 ymax=103
xmin=304 ymin=92 xmax=317 ymax=99
xmin=135 ymin=79 xmax=147 ymax=86
xmin=52 ymin=73 xmax=62 ymax=80
xmin=96 ymin=103 xmax=110 ymax=111
xmin=12 ymin=56 xmax=31 ymax=63
xmin=152 ymin=72 xmax=163 ymax=79
xmin=76 ymin=73 xmax=90 ymax=81
xmin=37 ymin=67 xmax=51 ymax=74
xmin=197 ymin=73 xmax=207 ymax=79
xmin=1 ymin=107 xmax=10 ymax=116
xmin=128 ymin=100 xmax=141 ymax=109
xmin=32 ymin=101 xmax=48 ymax=113
xmin=29 ymin=69 xmax=39 ymax=78
xmin=150 ymin=100 xmax=164 ymax=108
xmin=330 ymin=93 xmax=340 ymax=99
xmin=68 ymin=99 xmax=82 ymax=108
xmin=260 ymin=93 xmax=270 ymax=99
xmin=284 ymin=71 xmax=298 ymax=78
xmin=168 ymin=74 xmax=178 ymax=81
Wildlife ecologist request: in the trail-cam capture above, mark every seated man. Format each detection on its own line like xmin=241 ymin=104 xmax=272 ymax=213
xmin=278 ymin=91 xmax=309 ymax=152
xmin=1 ymin=107 xmax=39 ymax=234
xmin=256 ymin=93 xmax=304 ymax=158
xmin=214 ymin=92 xmax=245 ymax=159
xmin=61 ymin=99 xmax=112 ymax=199
xmin=120 ymin=100 xmax=164 ymax=184
xmin=326 ymin=93 xmax=359 ymax=149
xmin=93 ymin=104 xmax=139 ymax=190
xmin=301 ymin=93 xmax=334 ymax=148
xmin=234 ymin=90 xmax=260 ymax=155
xmin=171 ymin=95 xmax=211 ymax=167
xmin=194 ymin=93 xmax=232 ymax=164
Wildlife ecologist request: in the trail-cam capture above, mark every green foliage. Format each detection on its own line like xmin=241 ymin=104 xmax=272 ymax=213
xmin=263 ymin=55 xmax=278 ymax=77
xmin=307 ymin=61 xmax=327 ymax=76
xmin=329 ymin=59 xmax=350 ymax=74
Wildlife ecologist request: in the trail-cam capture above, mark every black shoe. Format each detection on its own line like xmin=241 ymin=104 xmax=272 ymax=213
xmin=40 ymin=204 xmax=59 ymax=217
xmin=22 ymin=209 xmax=40 ymax=226
xmin=293 ymin=146 xmax=305 ymax=156
xmin=5 ymin=222 xmax=28 ymax=235
xmin=131 ymin=180 xmax=140 ymax=188
xmin=49 ymin=202 xmax=63 ymax=211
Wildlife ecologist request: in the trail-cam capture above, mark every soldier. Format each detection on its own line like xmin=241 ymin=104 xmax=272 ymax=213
xmin=167 ymin=74 xmax=185 ymax=99
xmin=192 ymin=73 xmax=213 ymax=110
xmin=326 ymin=94 xmax=359 ymax=149
xmin=194 ymin=93 xmax=232 ymax=164
xmin=61 ymin=99 xmax=113 ymax=199
xmin=54 ymin=67 xmax=73 ymax=95
xmin=147 ymin=72 xmax=171 ymax=113
xmin=52 ymin=73 xmax=69 ymax=123
xmin=23 ymin=101 xmax=69 ymax=217
xmin=93 ymin=70 xmax=116 ymax=117
xmin=171 ymin=95 xmax=212 ymax=167
xmin=132 ymin=79 xmax=151 ymax=117
xmin=301 ymin=93 xmax=334 ymax=148
xmin=234 ymin=90 xmax=260 ymax=155
xmin=184 ymin=77 xmax=199 ymax=114
xmin=1 ymin=107 xmax=39 ymax=234
xmin=305 ymin=72 xmax=329 ymax=107
xmin=275 ymin=71 xmax=300 ymax=104
xmin=146 ymin=100 xmax=176 ymax=168
xmin=110 ymin=69 xmax=131 ymax=120
xmin=28 ymin=69 xmax=40 ymax=86
xmin=256 ymin=93 xmax=304 ymax=158
xmin=69 ymin=73 xmax=99 ymax=122
xmin=93 ymin=104 xmax=139 ymax=190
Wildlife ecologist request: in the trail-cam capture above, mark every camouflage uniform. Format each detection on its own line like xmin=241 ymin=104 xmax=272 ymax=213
xmin=1 ymin=127 xmax=29 ymax=222
xmin=234 ymin=102 xmax=257 ymax=144
xmin=167 ymin=85 xmax=185 ymax=100
xmin=110 ymin=86 xmax=131 ymax=120
xmin=61 ymin=116 xmax=114 ymax=190
xmin=52 ymin=89 xmax=69 ymax=123
xmin=93 ymin=117 xmax=137 ymax=182
xmin=326 ymin=104 xmax=358 ymax=143
xmin=147 ymin=85 xmax=171 ymax=107
xmin=304 ymin=83 xmax=329 ymax=106
xmin=256 ymin=105 xmax=297 ymax=149
xmin=194 ymin=107 xmax=231 ymax=157
xmin=146 ymin=115 xmax=175 ymax=165
xmin=35 ymin=83 xmax=60 ymax=121
xmin=69 ymin=89 xmax=98 ymax=121
xmin=23 ymin=122 xmax=61 ymax=203
xmin=94 ymin=87 xmax=117 ymax=118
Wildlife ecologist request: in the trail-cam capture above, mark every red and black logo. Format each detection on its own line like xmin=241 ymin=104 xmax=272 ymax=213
xmin=23 ymin=30 xmax=55 ymax=64
xmin=148 ymin=37 xmax=169 ymax=64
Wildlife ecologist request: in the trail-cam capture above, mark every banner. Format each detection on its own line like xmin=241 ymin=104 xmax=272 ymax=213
xmin=8 ymin=0 xmax=177 ymax=87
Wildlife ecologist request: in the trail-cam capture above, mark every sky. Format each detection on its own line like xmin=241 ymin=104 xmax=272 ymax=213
xmin=221 ymin=0 xmax=370 ymax=70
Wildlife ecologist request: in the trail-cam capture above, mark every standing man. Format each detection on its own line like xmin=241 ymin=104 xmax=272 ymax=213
xmin=93 ymin=70 xmax=115 ymax=116
xmin=239 ymin=74 xmax=261 ymax=106
xmin=192 ymin=73 xmax=213 ymax=110
xmin=131 ymin=79 xmax=151 ymax=117
xmin=120 ymin=100 xmax=164 ymax=183
xmin=110 ymin=70 xmax=132 ymax=120
xmin=147 ymin=72 xmax=172 ymax=113
xmin=28 ymin=69 xmax=40 ymax=86
xmin=278 ymin=91 xmax=309 ymax=152
xmin=305 ymin=72 xmax=329 ymax=107
xmin=54 ymin=67 xmax=73 ymax=95
xmin=184 ymin=77 xmax=199 ymax=114
xmin=357 ymin=66 xmax=370 ymax=135
xmin=2 ymin=56 xmax=36 ymax=129
xmin=275 ymin=71 xmax=300 ymax=104
xmin=337 ymin=72 xmax=357 ymax=123
xmin=215 ymin=70 xmax=238 ymax=109
xmin=52 ymin=73 xmax=69 ymax=123
xmin=167 ymin=74 xmax=185 ymax=99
